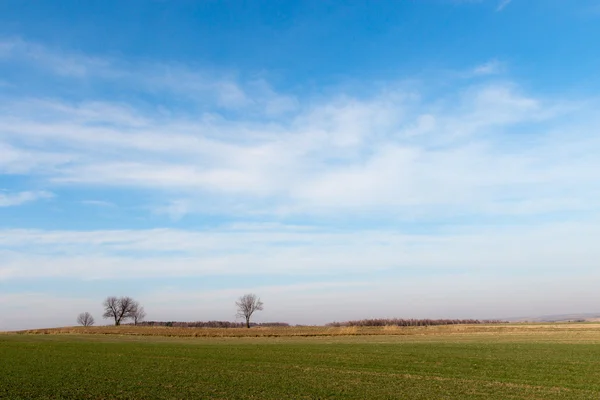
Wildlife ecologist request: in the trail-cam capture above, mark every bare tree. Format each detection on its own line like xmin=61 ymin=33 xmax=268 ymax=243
xmin=77 ymin=312 xmax=95 ymax=327
xmin=102 ymin=296 xmax=138 ymax=326
xmin=236 ymin=293 xmax=263 ymax=328
xmin=131 ymin=304 xmax=146 ymax=326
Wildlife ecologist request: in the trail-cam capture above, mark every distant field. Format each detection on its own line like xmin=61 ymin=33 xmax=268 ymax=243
xmin=2 ymin=324 xmax=600 ymax=399
xmin=10 ymin=322 xmax=600 ymax=338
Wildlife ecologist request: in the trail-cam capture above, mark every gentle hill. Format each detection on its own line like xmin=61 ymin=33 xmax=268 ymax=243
xmin=6 ymin=322 xmax=600 ymax=338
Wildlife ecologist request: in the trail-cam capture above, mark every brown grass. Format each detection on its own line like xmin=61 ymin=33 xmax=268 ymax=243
xmin=6 ymin=322 xmax=600 ymax=339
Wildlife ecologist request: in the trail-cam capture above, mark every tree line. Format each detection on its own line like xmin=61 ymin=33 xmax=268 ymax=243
xmin=139 ymin=321 xmax=289 ymax=328
xmin=326 ymin=318 xmax=506 ymax=327
xmin=78 ymin=294 xmax=506 ymax=328
xmin=77 ymin=293 xmax=264 ymax=328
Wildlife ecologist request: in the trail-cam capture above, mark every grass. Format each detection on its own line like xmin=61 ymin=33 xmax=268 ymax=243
xmin=11 ymin=322 xmax=600 ymax=338
xmin=2 ymin=325 xmax=600 ymax=399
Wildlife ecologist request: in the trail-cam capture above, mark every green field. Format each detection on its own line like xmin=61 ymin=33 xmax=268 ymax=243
xmin=2 ymin=328 xmax=600 ymax=399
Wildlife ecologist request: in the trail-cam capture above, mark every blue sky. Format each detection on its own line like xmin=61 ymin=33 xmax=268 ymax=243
xmin=2 ymin=0 xmax=600 ymax=330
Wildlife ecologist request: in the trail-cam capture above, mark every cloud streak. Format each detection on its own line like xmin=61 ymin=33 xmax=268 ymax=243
xmin=0 ymin=190 xmax=53 ymax=207
xmin=2 ymin=217 xmax=600 ymax=281
xmin=1 ymin=77 xmax=597 ymax=222
xmin=1 ymin=39 xmax=600 ymax=328
xmin=472 ymin=60 xmax=505 ymax=75
xmin=496 ymin=0 xmax=512 ymax=12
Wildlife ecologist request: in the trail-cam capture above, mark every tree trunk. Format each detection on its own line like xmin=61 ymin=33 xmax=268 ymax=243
xmin=246 ymin=317 xmax=250 ymax=328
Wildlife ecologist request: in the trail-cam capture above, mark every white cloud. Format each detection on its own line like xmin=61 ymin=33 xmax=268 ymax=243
xmin=1 ymin=39 xmax=600 ymax=329
xmin=0 ymin=37 xmax=110 ymax=77
xmin=0 ymin=142 xmax=75 ymax=174
xmin=81 ymin=200 xmax=115 ymax=207
xmin=154 ymin=199 xmax=192 ymax=220
xmin=472 ymin=60 xmax=505 ymax=75
xmin=0 ymin=190 xmax=53 ymax=207
xmin=1 ymin=218 xmax=600 ymax=330
xmin=1 ymin=218 xmax=599 ymax=281
xmin=0 ymin=38 xmax=297 ymax=115
xmin=2 ymin=76 xmax=597 ymax=223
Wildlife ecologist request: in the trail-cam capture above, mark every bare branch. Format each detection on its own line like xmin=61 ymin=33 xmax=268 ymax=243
xmin=102 ymin=296 xmax=119 ymax=324
xmin=235 ymin=294 xmax=264 ymax=328
xmin=102 ymin=296 xmax=139 ymax=326
xmin=77 ymin=312 xmax=95 ymax=327
xmin=131 ymin=304 xmax=146 ymax=326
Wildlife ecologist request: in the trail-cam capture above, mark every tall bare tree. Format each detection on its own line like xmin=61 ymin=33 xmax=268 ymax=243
xmin=236 ymin=293 xmax=263 ymax=328
xmin=131 ymin=304 xmax=146 ymax=326
xmin=102 ymin=296 xmax=138 ymax=326
xmin=77 ymin=312 xmax=95 ymax=327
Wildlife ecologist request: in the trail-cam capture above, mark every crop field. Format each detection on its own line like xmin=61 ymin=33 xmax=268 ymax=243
xmin=2 ymin=324 xmax=600 ymax=399
xmin=13 ymin=322 xmax=600 ymax=338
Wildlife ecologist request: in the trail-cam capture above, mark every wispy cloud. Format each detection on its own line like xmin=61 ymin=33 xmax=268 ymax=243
xmin=0 ymin=37 xmax=110 ymax=77
xmin=1 ymin=39 xmax=600 ymax=328
xmin=496 ymin=0 xmax=512 ymax=12
xmin=472 ymin=59 xmax=505 ymax=75
xmin=0 ymin=190 xmax=54 ymax=207
xmin=0 ymin=38 xmax=297 ymax=115
xmin=1 ymin=216 xmax=599 ymax=281
xmin=153 ymin=199 xmax=192 ymax=221
xmin=80 ymin=200 xmax=115 ymax=207
xmin=1 ymin=70 xmax=596 ymax=222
